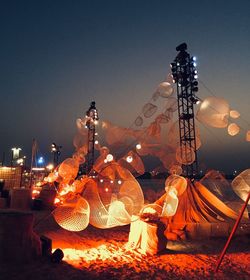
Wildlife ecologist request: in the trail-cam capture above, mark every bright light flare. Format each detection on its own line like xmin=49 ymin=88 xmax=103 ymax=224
xmin=136 ymin=144 xmax=142 ymax=150
xmin=126 ymin=156 xmax=133 ymax=163
xmin=106 ymin=154 xmax=114 ymax=162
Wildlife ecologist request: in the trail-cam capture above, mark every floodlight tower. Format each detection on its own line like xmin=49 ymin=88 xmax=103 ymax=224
xmin=51 ymin=143 xmax=62 ymax=166
xmin=171 ymin=43 xmax=199 ymax=178
xmin=85 ymin=101 xmax=99 ymax=175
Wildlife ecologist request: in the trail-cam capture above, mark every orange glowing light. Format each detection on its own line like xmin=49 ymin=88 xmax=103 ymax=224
xmin=105 ymin=187 xmax=109 ymax=192
xmin=54 ymin=197 xmax=61 ymax=204
xmin=52 ymin=243 xmax=145 ymax=267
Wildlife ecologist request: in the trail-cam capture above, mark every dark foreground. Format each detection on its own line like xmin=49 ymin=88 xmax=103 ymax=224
xmin=0 ymin=211 xmax=249 ymax=280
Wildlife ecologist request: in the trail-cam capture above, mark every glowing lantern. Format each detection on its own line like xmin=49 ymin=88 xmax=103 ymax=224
xmin=246 ymin=130 xmax=250 ymax=142
xmin=169 ymin=165 xmax=182 ymax=176
xmin=231 ymin=169 xmax=250 ymax=204
xmin=126 ymin=156 xmax=133 ymax=163
xmin=168 ymin=121 xmax=201 ymax=150
xmin=136 ymin=143 xmax=142 ymax=150
xmin=142 ymin=103 xmax=158 ymax=118
xmin=82 ymin=163 xmax=144 ymax=229
xmin=196 ymin=96 xmax=229 ymax=128
xmin=161 ymin=187 xmax=178 ymax=217
xmin=53 ymin=195 xmax=90 ymax=231
xmin=106 ymin=154 xmax=114 ymax=162
xmin=227 ymin=123 xmax=240 ymax=136
xmin=107 ymin=195 xmax=131 ymax=227
xmin=230 ymin=110 xmax=240 ymax=119
xmin=165 ymin=174 xmax=187 ymax=196
xmin=58 ymin=158 xmax=79 ymax=180
xmin=93 ymin=146 xmax=110 ymax=172
xmin=156 ymin=82 xmax=173 ymax=98
xmin=140 ymin=203 xmax=163 ymax=220
xmin=119 ymin=150 xmax=145 ymax=175
xmin=176 ymin=145 xmax=196 ymax=165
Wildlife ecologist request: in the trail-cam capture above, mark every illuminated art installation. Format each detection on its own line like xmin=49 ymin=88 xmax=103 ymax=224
xmin=35 ymin=49 xmax=249 ymax=236
xmin=53 ymin=195 xmax=90 ymax=231
xmin=82 ymin=163 xmax=144 ymax=228
xmin=227 ymin=123 xmax=240 ymax=136
xmin=196 ymin=96 xmax=230 ymax=128
xmin=232 ymin=169 xmax=250 ymax=204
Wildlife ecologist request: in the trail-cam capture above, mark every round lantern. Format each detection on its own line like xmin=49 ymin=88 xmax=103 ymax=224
xmin=196 ymin=96 xmax=229 ymax=128
xmin=227 ymin=123 xmax=240 ymax=136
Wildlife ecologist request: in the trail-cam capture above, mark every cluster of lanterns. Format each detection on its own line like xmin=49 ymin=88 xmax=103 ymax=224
xmin=33 ymin=49 xmax=250 ymax=234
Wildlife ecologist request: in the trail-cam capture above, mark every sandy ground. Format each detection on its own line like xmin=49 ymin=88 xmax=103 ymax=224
xmin=0 ymin=210 xmax=249 ymax=280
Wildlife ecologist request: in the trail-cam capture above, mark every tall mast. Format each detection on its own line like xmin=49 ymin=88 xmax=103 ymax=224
xmin=171 ymin=43 xmax=199 ymax=178
xmin=85 ymin=101 xmax=99 ymax=175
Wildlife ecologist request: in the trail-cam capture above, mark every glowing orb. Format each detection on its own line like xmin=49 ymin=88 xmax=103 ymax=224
xmin=196 ymin=96 xmax=229 ymax=128
xmin=165 ymin=174 xmax=187 ymax=196
xmin=126 ymin=156 xmax=133 ymax=163
xmin=227 ymin=123 xmax=240 ymax=136
xmin=106 ymin=154 xmax=114 ymax=162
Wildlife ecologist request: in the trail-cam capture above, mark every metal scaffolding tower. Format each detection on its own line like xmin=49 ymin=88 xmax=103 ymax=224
xmin=85 ymin=101 xmax=99 ymax=175
xmin=171 ymin=43 xmax=199 ymax=178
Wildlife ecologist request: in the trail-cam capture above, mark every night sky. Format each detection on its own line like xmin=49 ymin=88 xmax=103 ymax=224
xmin=0 ymin=0 xmax=249 ymax=174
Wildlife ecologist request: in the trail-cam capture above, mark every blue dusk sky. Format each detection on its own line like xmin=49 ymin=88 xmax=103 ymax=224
xmin=0 ymin=0 xmax=249 ymax=174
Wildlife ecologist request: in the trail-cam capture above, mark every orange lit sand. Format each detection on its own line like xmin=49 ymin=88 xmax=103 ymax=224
xmin=1 ymin=210 xmax=249 ymax=280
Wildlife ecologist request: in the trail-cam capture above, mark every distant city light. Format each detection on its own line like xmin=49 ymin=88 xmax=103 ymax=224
xmin=11 ymin=147 xmax=22 ymax=160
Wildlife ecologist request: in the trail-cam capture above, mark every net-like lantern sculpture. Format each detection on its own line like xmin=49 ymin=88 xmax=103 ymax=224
xmin=53 ymin=195 xmax=90 ymax=231
xmin=196 ymin=96 xmax=229 ymax=128
xmin=82 ymin=162 xmax=144 ymax=228
xmin=246 ymin=131 xmax=250 ymax=142
xmin=230 ymin=110 xmax=240 ymax=119
xmin=156 ymin=82 xmax=174 ymax=98
xmin=175 ymin=145 xmax=196 ymax=165
xmin=231 ymin=169 xmax=250 ymax=204
xmin=227 ymin=123 xmax=240 ymax=136
xmin=161 ymin=175 xmax=187 ymax=217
